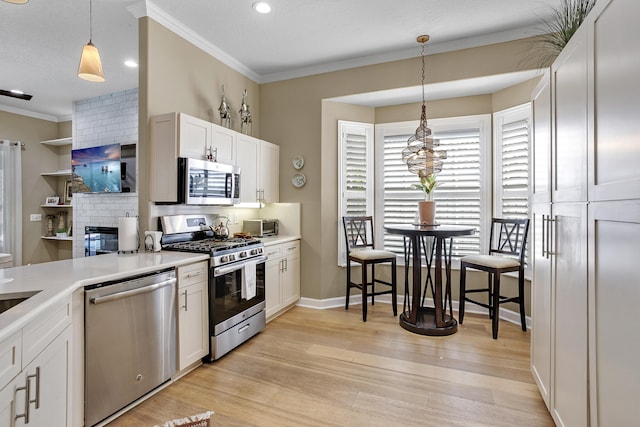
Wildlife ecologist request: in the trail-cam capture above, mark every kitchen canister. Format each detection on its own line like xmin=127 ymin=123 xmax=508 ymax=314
xmin=118 ymin=213 xmax=139 ymax=253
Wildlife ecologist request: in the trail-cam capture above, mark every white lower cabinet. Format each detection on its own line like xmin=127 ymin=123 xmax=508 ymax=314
xmin=177 ymin=261 xmax=209 ymax=371
xmin=265 ymin=240 xmax=300 ymax=319
xmin=550 ymin=203 xmax=588 ymax=427
xmin=0 ymin=298 xmax=72 ymax=427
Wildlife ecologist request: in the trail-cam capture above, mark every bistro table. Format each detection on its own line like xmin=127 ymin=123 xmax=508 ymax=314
xmin=384 ymin=224 xmax=475 ymax=336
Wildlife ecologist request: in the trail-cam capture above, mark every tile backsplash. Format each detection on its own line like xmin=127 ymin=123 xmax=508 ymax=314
xmin=71 ymin=88 xmax=138 ymax=257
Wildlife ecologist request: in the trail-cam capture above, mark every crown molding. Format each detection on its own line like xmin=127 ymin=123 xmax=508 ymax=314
xmin=133 ymin=0 xmax=261 ymax=83
xmin=0 ymin=104 xmax=60 ymax=122
xmin=260 ymin=24 xmax=547 ymax=84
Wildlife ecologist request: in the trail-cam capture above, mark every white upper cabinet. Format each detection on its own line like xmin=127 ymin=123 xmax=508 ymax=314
xmin=588 ymin=0 xmax=640 ymax=201
xmin=210 ymin=123 xmax=235 ymax=164
xmin=151 ymin=112 xmax=279 ymax=204
xmin=260 ymin=140 xmax=280 ymax=204
xmin=552 ymin=24 xmax=588 ymax=203
xmin=531 ymin=70 xmax=552 ymax=204
xmin=177 ymin=113 xmax=212 ymax=160
xmin=235 ymin=133 xmax=261 ymax=204
xmin=235 ymin=134 xmax=279 ymax=205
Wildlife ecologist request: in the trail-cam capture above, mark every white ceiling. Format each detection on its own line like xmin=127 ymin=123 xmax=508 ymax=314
xmin=0 ymin=0 xmax=560 ymax=122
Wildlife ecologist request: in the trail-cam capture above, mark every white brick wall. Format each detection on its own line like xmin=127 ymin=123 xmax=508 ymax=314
xmin=72 ymin=89 xmax=139 ymax=257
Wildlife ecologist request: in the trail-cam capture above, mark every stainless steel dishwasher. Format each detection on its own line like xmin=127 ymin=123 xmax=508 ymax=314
xmin=84 ymin=269 xmax=177 ymax=427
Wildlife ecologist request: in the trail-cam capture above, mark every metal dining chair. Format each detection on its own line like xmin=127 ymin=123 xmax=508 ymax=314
xmin=459 ymin=218 xmax=530 ymax=339
xmin=342 ymin=216 xmax=398 ymax=322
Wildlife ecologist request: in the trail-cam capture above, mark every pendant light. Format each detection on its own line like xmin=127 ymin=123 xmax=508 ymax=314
xmin=401 ymin=35 xmax=446 ymax=178
xmin=78 ymin=0 xmax=105 ymax=82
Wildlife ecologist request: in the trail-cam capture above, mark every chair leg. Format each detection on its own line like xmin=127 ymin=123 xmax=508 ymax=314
xmin=361 ymin=262 xmax=368 ymax=322
xmin=519 ymin=268 xmax=526 ymax=332
xmin=487 ymin=272 xmax=493 ymax=319
xmin=391 ymin=258 xmax=398 ymax=316
xmin=371 ymin=264 xmax=375 ymax=306
xmin=459 ymin=264 xmax=466 ymax=324
xmin=345 ymin=259 xmax=351 ymax=311
xmin=492 ymin=274 xmax=501 ymax=339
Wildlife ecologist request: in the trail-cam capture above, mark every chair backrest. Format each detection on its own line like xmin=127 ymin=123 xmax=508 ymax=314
xmin=488 ymin=218 xmax=530 ymax=263
xmin=342 ymin=216 xmax=375 ymax=255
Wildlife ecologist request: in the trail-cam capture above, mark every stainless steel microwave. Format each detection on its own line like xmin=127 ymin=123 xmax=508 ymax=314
xmin=178 ymin=157 xmax=240 ymax=205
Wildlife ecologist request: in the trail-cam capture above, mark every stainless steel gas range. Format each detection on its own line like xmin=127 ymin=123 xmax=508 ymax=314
xmin=160 ymin=214 xmax=267 ymax=360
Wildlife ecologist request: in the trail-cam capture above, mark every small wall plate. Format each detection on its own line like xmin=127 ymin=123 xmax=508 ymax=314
xmin=292 ymin=155 xmax=304 ymax=170
xmin=291 ymin=172 xmax=306 ymax=188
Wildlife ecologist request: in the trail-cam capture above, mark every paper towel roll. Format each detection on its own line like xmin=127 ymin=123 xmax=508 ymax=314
xmin=118 ymin=216 xmax=138 ymax=253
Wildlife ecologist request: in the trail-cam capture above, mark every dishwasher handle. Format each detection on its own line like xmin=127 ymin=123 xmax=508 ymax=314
xmin=90 ymin=277 xmax=177 ymax=305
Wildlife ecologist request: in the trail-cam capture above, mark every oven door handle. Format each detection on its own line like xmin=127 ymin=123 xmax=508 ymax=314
xmin=214 ymin=255 xmax=268 ymax=277
xmin=90 ymin=278 xmax=177 ymax=305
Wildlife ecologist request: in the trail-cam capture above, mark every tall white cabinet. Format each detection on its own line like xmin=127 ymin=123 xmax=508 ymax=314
xmin=531 ymin=0 xmax=640 ymax=425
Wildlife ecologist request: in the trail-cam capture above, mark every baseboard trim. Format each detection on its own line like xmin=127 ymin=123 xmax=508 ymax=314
xmin=297 ymin=295 xmax=532 ymax=329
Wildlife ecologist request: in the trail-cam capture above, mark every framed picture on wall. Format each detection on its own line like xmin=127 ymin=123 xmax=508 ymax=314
xmin=64 ymin=180 xmax=73 ymax=204
xmin=45 ymin=196 xmax=60 ymax=205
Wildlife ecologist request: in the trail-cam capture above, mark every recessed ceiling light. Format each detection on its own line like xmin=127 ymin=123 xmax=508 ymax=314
xmin=124 ymin=60 xmax=138 ymax=68
xmin=2 ymin=0 xmax=30 ymax=4
xmin=252 ymin=1 xmax=271 ymax=14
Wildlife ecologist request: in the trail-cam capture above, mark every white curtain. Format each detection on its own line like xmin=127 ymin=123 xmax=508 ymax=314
xmin=0 ymin=140 xmax=22 ymax=266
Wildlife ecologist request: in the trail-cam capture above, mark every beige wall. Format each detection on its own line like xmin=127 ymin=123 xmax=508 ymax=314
xmin=0 ymin=111 xmax=72 ymax=264
xmin=139 ymin=18 xmax=261 ymax=231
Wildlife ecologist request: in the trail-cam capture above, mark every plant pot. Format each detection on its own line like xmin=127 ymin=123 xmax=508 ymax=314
xmin=418 ymin=200 xmax=436 ymax=225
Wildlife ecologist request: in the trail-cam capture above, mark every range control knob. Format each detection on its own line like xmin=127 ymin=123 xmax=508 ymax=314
xmin=220 ymin=255 xmax=229 ymax=263
xmin=239 ymin=251 xmax=248 ymax=258
xmin=229 ymin=254 xmax=236 ymax=261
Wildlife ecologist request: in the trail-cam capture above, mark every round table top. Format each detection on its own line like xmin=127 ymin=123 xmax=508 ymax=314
xmin=384 ymin=223 xmax=476 ymax=238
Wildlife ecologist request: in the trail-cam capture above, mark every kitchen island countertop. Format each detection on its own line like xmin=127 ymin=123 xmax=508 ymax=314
xmin=0 ymin=251 xmax=209 ymax=342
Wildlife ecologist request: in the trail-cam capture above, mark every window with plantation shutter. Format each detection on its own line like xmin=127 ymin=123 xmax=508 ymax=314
xmin=374 ymin=116 xmax=491 ymax=262
xmin=494 ymin=104 xmax=530 ymax=219
xmin=338 ymin=121 xmax=374 ymax=266
xmin=493 ymin=103 xmax=531 ymax=274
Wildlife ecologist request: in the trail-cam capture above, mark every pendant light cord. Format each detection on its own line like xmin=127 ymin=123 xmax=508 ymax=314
xmin=89 ymin=0 xmax=94 ymax=42
xmin=421 ymin=41 xmax=426 ymax=107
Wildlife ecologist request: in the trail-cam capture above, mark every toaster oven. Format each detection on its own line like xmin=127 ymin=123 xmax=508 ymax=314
xmin=243 ymin=219 xmax=278 ymax=237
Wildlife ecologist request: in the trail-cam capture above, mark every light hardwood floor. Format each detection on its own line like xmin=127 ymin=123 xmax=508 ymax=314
xmin=108 ymin=305 xmax=553 ymax=426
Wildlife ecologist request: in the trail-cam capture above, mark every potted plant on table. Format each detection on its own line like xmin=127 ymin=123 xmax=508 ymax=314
xmin=413 ymin=171 xmax=437 ymax=225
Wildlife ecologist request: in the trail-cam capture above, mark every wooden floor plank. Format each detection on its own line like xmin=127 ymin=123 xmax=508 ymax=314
xmin=107 ymin=305 xmax=553 ymax=426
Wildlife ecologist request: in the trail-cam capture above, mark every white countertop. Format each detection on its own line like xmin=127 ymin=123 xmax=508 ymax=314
xmin=0 ymin=251 xmax=209 ymax=341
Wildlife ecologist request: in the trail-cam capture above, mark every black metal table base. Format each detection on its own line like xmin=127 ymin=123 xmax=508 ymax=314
xmin=385 ymin=224 xmax=475 ymax=337
xmin=399 ymin=307 xmax=458 ymax=336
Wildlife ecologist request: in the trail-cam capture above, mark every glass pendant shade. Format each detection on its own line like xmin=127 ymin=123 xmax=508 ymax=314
xmin=77 ymin=0 xmax=104 ymax=82
xmin=78 ymin=41 xmax=105 ymax=82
